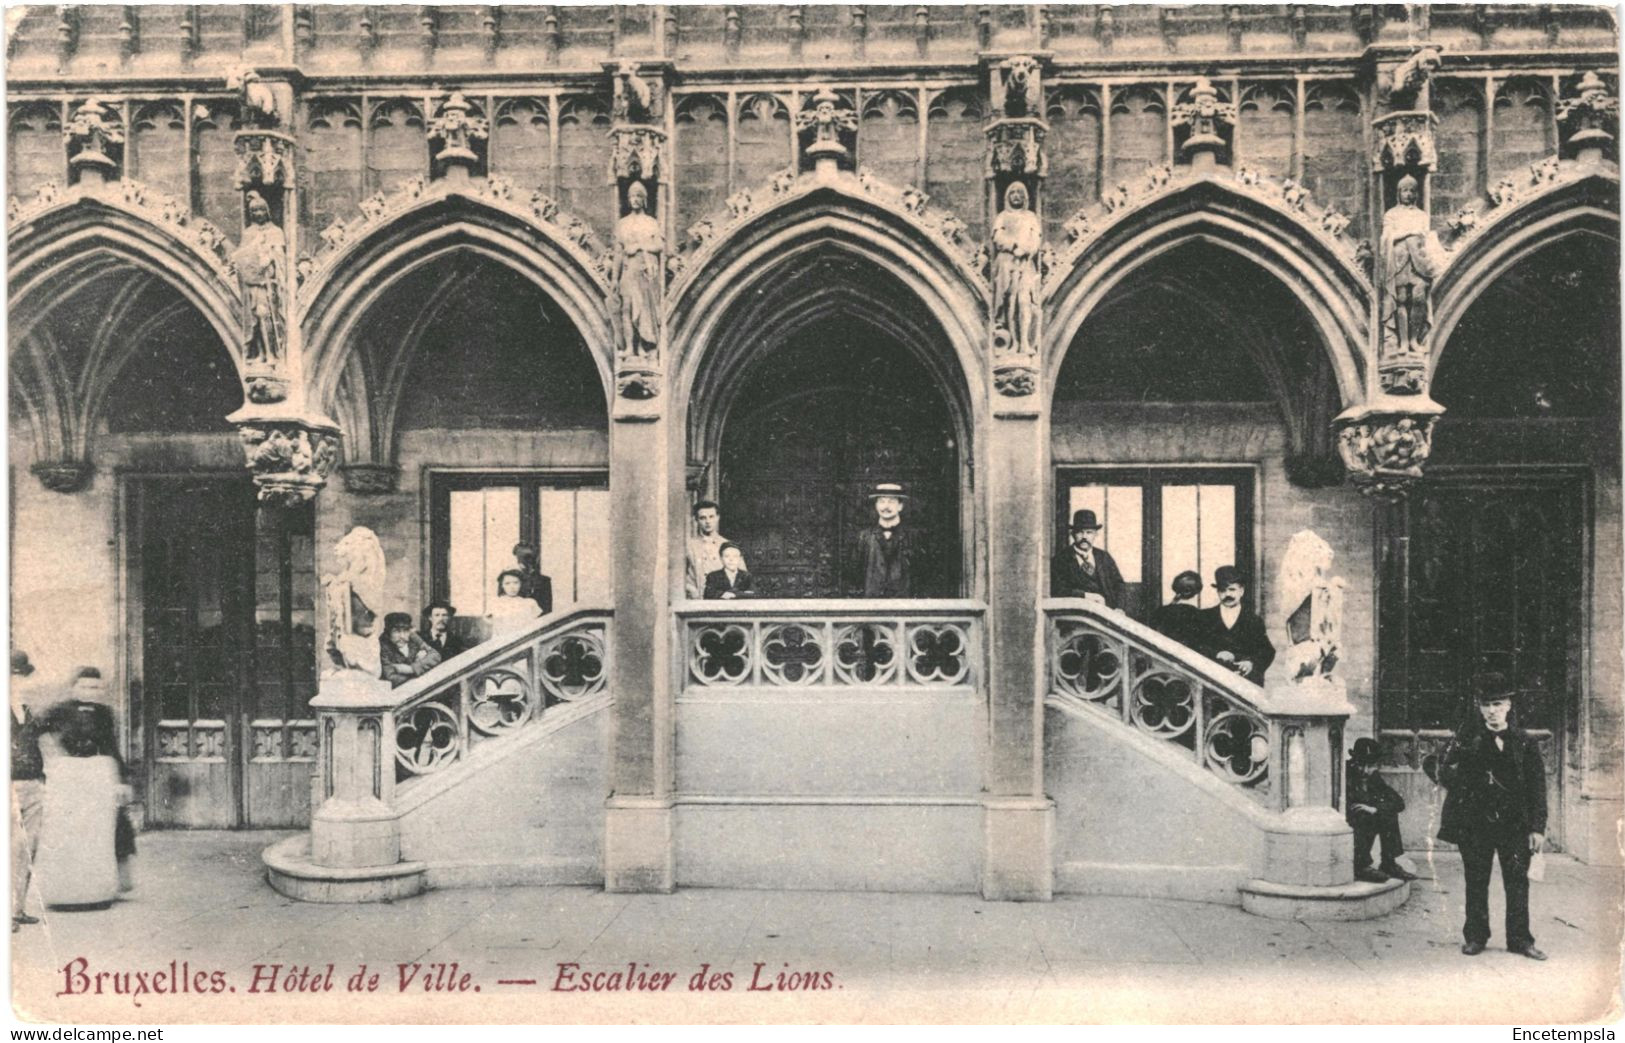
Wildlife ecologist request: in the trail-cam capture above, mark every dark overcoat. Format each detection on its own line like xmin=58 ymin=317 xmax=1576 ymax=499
xmin=1435 ymin=725 xmax=1547 ymax=845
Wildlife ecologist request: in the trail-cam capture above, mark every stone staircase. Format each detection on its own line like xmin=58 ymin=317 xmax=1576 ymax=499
xmin=1042 ymin=599 xmax=1409 ymax=918
xmin=264 ymin=607 xmax=611 ymax=901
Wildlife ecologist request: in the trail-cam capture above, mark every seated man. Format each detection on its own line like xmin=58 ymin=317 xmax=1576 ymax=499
xmin=1148 ymin=570 xmax=1203 ymax=647
xmin=379 ymin=612 xmax=442 ymax=688
xmin=704 ymin=543 xmax=755 ymax=600
xmin=1347 ymin=737 xmax=1418 ymax=884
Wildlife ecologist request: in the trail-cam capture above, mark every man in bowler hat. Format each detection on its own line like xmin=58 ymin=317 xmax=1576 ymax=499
xmin=1346 ymin=737 xmax=1418 ymax=884
xmin=1434 ymin=674 xmax=1548 ymax=959
xmin=1051 ymin=509 xmax=1125 ymax=609
xmin=856 ymin=483 xmax=923 ymax=597
xmin=1193 ymin=565 xmax=1274 ymax=682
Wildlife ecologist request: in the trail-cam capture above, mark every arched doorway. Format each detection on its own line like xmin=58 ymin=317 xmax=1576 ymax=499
xmin=690 ymin=249 xmax=975 ymax=599
xmin=325 ymin=250 xmax=612 ymax=628
xmin=1050 ymin=240 xmax=1341 ymax=620
xmin=1383 ymin=231 xmax=1620 ymax=850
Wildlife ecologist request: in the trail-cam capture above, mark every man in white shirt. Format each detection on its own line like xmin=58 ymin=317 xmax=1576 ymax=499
xmin=685 ymin=500 xmax=746 ymax=599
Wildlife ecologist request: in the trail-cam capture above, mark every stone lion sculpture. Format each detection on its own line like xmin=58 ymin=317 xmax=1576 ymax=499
xmin=1275 ymin=529 xmax=1346 ymax=689
xmin=323 ymin=527 xmax=386 ymax=677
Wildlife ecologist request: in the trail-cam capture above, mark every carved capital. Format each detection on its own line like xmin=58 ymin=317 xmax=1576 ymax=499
xmin=985 ymin=118 xmax=1047 ymax=180
xmin=30 ymin=459 xmax=93 ymax=493
xmin=1371 ymin=111 xmax=1438 ymax=173
xmin=339 ymin=463 xmax=400 ymax=495
xmin=233 ymin=129 xmax=294 ymax=191
xmin=1336 ymin=411 xmax=1440 ymax=498
xmin=237 ymin=419 xmax=340 ymax=505
xmin=610 ymin=125 xmax=665 ymax=183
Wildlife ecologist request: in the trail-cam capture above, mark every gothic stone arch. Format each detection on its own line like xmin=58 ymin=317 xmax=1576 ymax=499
xmin=1044 ymin=176 xmax=1370 ymax=415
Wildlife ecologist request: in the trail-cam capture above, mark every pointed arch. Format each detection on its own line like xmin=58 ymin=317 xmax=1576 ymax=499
xmin=1044 ymin=176 xmax=1370 ymax=409
xmin=299 ymin=189 xmax=616 ymax=415
xmin=666 ymin=170 xmax=989 ymax=408
xmin=1432 ymin=167 xmax=1620 ymax=374
xmin=8 ymin=189 xmax=244 ymax=368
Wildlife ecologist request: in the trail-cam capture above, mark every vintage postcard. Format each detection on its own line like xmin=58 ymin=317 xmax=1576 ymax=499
xmin=5 ymin=1 xmax=1622 ymax=1025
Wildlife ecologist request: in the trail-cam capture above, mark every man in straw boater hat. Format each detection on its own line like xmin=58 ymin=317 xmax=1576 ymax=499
xmin=855 ymin=482 xmax=924 ymax=598
xmin=1432 ymin=672 xmax=1548 ymax=960
xmin=1050 ymin=509 xmax=1124 ymax=610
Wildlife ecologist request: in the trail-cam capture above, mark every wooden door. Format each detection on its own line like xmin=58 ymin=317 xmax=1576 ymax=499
xmin=136 ymin=478 xmax=255 ymax=827
xmin=720 ymin=388 xmax=960 ymax=598
xmin=133 ymin=479 xmax=318 ymax=828
xmin=1379 ymin=473 xmax=1582 ymax=845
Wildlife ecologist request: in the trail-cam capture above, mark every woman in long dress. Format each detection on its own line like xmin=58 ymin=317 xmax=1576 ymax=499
xmin=34 ymin=671 xmax=131 ymax=909
xmin=486 ymin=568 xmax=543 ymax=638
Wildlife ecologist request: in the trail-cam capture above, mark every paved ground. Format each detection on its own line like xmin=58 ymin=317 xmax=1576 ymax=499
xmin=8 ymin=831 xmax=1623 ymax=1024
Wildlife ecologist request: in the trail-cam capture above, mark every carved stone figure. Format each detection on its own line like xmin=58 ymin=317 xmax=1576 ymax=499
xmin=1379 ymin=175 xmax=1443 ymax=389
xmin=615 ymin=181 xmax=664 ymax=360
xmin=232 ymin=191 xmax=287 ymax=365
xmin=1557 ymin=70 xmax=1619 ymax=158
xmin=990 ymin=181 xmax=1042 ymax=361
xmin=1274 ymin=530 xmax=1346 ymax=694
xmin=1388 ymin=47 xmax=1442 ymax=107
xmin=323 ymin=527 xmax=386 ymax=677
xmin=993 ymin=55 xmax=1043 ymax=118
xmin=796 ymin=87 xmax=858 ymax=166
xmin=612 ymin=61 xmax=661 ymax=124
xmin=63 ymin=98 xmax=123 ymax=178
xmin=225 ymin=66 xmax=280 ymax=128
xmin=428 ymin=92 xmax=488 ymax=168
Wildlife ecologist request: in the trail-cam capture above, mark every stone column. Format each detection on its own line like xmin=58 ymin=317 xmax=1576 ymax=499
xmin=603 ymin=62 xmax=677 ymax=893
xmin=983 ymin=403 xmax=1054 ymax=901
xmin=604 ymin=398 xmax=674 ymax=891
xmin=980 ymin=55 xmax=1053 ymax=900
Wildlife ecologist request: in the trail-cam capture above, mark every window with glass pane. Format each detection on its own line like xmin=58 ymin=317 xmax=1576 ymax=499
xmin=433 ymin=473 xmax=611 ymax=620
xmin=1056 ymin=468 xmax=1254 ymax=622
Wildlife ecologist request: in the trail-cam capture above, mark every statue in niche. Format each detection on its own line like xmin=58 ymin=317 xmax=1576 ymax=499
xmin=323 ymin=527 xmax=386 ymax=677
xmin=232 ymin=191 xmax=287 ymax=364
xmin=614 ymin=180 xmax=664 ymax=359
xmin=1274 ymin=530 xmax=1346 ymax=690
xmin=1380 ymin=174 xmax=1443 ymax=367
xmin=990 ymin=181 xmax=1042 ymax=359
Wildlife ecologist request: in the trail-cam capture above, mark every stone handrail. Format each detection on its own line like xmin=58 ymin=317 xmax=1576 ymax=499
xmin=676 ymin=598 xmax=983 ymax=689
xmin=1044 ymin=597 xmax=1351 ymax=813
xmin=310 ymin=606 xmax=610 ymax=814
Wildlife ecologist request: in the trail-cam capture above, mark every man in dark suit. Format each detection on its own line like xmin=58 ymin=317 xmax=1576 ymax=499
xmin=1050 ymin=509 xmax=1125 ymax=610
xmin=1147 ymin=570 xmax=1202 ymax=647
xmin=512 ymin=542 xmax=554 ymax=615
xmin=1193 ymin=565 xmax=1274 ymax=682
xmin=855 ymin=483 xmax=926 ymax=598
xmin=1434 ymin=675 xmax=1548 ymax=960
xmin=420 ymin=601 xmax=470 ymax=659
xmin=703 ymin=542 xmax=755 ymax=600
xmin=1346 ymin=737 xmax=1418 ymax=884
